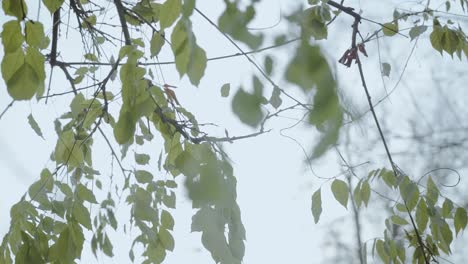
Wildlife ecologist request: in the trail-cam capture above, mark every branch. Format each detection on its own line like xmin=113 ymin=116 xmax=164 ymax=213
xmin=0 ymin=100 xmax=14 ymax=121
xmin=331 ymin=1 xmax=430 ymax=262
xmin=49 ymin=8 xmax=61 ymax=66
xmin=113 ymin=0 xmax=131 ymax=45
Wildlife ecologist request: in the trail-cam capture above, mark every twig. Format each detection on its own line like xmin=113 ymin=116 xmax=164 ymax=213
xmin=0 ymin=100 xmax=15 ymax=120
xmin=46 ymin=8 xmax=61 ymax=103
xmin=113 ymin=0 xmax=131 ymax=45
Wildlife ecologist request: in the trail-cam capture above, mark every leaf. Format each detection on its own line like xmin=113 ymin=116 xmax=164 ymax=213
xmin=381 ymin=62 xmax=391 ymax=77
xmin=135 ymin=153 xmax=150 ymax=165
xmin=442 ymin=198 xmax=453 ymax=218
xmin=382 ymin=22 xmax=399 ymax=36
xmin=409 ymin=25 xmax=427 ymax=41
xmin=135 ymin=170 xmax=153 ymax=184
xmin=361 ymin=180 xmax=371 ymax=207
xmin=426 ymin=176 xmax=439 ymax=206
xmin=84 ymin=53 xmax=98 ymax=62
xmin=269 ymin=86 xmax=282 ymax=109
xmin=161 ymin=210 xmax=175 ymax=230
xmin=391 ymin=215 xmax=409 ymax=225
xmin=72 ymin=203 xmax=92 ymax=230
xmin=264 ymin=56 xmax=273 ymax=75
xmin=102 ymin=234 xmax=114 ymax=257
xmin=27 ymin=114 xmax=44 ymax=139
xmin=114 ymin=110 xmax=136 ymax=144
xmin=353 ymin=181 xmax=362 ymax=208
xmin=232 ymin=88 xmax=264 ymax=127
xmin=76 ymin=184 xmax=97 ymax=204
xmin=2 ymin=0 xmax=28 ymax=20
xmin=376 ymin=240 xmax=389 ymax=263
xmin=221 ymin=83 xmax=230 ymax=97
xmin=42 ymin=0 xmax=65 ymax=13
xmin=1 ymin=20 xmax=24 ymax=53
xmin=158 ymin=228 xmax=175 ymax=251
xmin=416 ymin=199 xmax=428 ymax=232
xmin=454 ymin=207 xmax=467 ymax=235
xmin=187 ymin=46 xmax=207 ymax=86
xmin=6 ymin=62 xmax=40 ymax=100
xmin=331 ymin=179 xmax=349 ymax=209
xmin=218 ymin=1 xmax=263 ymax=49
xmin=430 ymin=26 xmax=444 ymax=54
xmin=25 ymin=21 xmax=48 ymax=49
xmin=160 ymin=0 xmax=182 ymax=29
xmin=150 ymin=31 xmax=165 ymax=57
xmin=311 ymin=188 xmax=322 ymax=224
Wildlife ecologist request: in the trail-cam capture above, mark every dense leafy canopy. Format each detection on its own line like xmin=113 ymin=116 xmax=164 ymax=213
xmin=1 ymin=0 xmax=468 ymax=264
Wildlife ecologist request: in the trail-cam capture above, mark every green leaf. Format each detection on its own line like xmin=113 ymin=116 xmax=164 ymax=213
xmin=426 ymin=176 xmax=439 ymax=206
xmin=376 ymin=239 xmax=389 ymax=263
xmin=2 ymin=0 xmax=27 ymax=20
xmin=135 ymin=170 xmax=153 ymax=183
xmin=361 ymin=180 xmax=371 ymax=207
xmin=399 ymin=176 xmax=419 ymax=211
xmin=27 ymin=114 xmax=44 ymax=139
xmin=76 ymin=184 xmax=97 ymax=204
xmin=391 ymin=215 xmax=409 ymax=225
xmin=42 ymin=0 xmax=65 ymax=13
xmin=160 ymin=0 xmax=182 ymax=29
xmin=264 ymin=56 xmax=273 ymax=75
xmin=187 ymin=46 xmax=207 ymax=86
xmin=161 ymin=210 xmax=174 ymax=230
xmin=102 ymin=234 xmax=114 ymax=257
xmin=430 ymin=25 xmax=444 ymax=54
xmin=269 ymin=86 xmax=282 ymax=109
xmin=331 ymin=179 xmax=349 ymax=209
xmin=409 ymin=25 xmax=427 ymax=41
xmin=135 ymin=153 xmax=150 ymax=165
xmin=158 ymin=228 xmax=175 ymax=251
xmin=150 ymin=31 xmax=165 ymax=57
xmin=171 ymin=19 xmax=207 ymax=86
xmin=442 ymin=198 xmax=453 ymax=218
xmin=25 ymin=21 xmax=48 ymax=49
xmin=114 ymin=110 xmax=136 ymax=144
xmin=454 ymin=207 xmax=467 ymax=235
xmin=221 ymin=83 xmax=230 ymax=97
xmin=84 ymin=53 xmax=98 ymax=62
xmin=54 ymin=130 xmax=84 ymax=168
xmin=175 ymin=150 xmax=200 ymax=177
xmin=73 ymin=203 xmax=92 ymax=230
xmin=311 ymin=188 xmax=322 ymax=224
xmin=382 ymin=62 xmax=391 ymax=77
xmin=416 ymin=199 xmax=428 ymax=232
xmin=353 ymin=181 xmax=362 ymax=208
xmin=442 ymin=28 xmax=460 ymax=56
xmin=382 ymin=22 xmax=399 ymax=36
xmin=218 ymin=1 xmax=263 ymax=49
xmin=6 ymin=62 xmax=39 ymax=100
xmin=1 ymin=20 xmax=24 ymax=53
xmin=232 ymin=87 xmax=264 ymax=127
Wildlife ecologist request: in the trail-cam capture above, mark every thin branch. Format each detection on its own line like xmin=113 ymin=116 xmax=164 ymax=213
xmin=330 ymin=0 xmax=430 ymax=262
xmin=113 ymin=0 xmax=131 ymax=45
xmin=0 ymin=100 xmax=15 ymax=120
